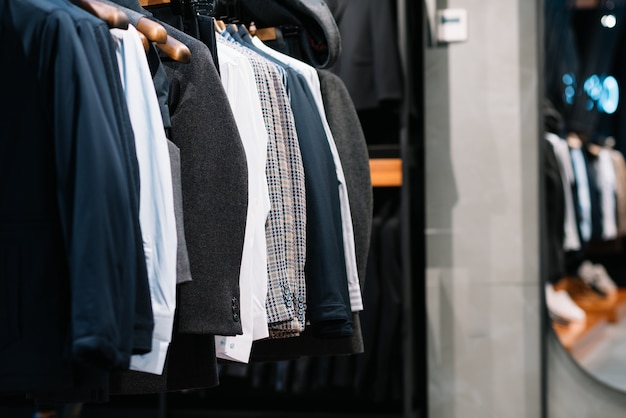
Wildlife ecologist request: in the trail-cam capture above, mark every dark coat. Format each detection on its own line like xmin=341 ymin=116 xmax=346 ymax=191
xmin=159 ymin=17 xmax=249 ymax=338
xmin=0 ymin=0 xmax=151 ymax=394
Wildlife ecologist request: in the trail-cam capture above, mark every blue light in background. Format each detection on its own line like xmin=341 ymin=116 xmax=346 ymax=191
xmin=599 ymin=76 xmax=619 ymax=114
xmin=563 ymin=72 xmax=576 ymax=104
xmin=584 ymin=75 xmax=603 ymax=101
xmin=560 ymin=73 xmax=619 ymax=114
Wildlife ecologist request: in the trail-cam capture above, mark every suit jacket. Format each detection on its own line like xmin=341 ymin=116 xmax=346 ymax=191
xmin=285 ymin=66 xmax=353 ymax=338
xmin=157 ymin=16 xmax=249 ymax=337
xmin=0 ymin=0 xmax=150 ymax=395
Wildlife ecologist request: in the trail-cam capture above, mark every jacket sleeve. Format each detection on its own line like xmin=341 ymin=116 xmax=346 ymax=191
xmin=44 ymin=13 xmax=151 ymax=371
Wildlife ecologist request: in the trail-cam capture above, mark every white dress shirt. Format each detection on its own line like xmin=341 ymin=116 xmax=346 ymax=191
xmin=214 ymin=39 xmax=272 ymax=363
xmin=252 ymin=36 xmax=363 ymax=312
xmin=596 ymin=148 xmax=618 ymax=240
xmin=110 ymin=25 xmax=178 ymax=374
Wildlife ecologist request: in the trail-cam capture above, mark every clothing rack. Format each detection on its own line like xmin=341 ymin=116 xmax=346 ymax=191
xmin=128 ymin=0 xmax=423 ymax=416
xmin=147 ymin=0 xmax=423 ymax=416
xmin=0 ymin=0 xmax=425 ymax=415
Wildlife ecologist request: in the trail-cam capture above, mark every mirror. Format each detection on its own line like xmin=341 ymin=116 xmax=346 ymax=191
xmin=543 ymin=0 xmax=626 ymax=391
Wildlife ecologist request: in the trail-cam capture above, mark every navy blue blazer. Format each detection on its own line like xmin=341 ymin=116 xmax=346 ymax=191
xmin=0 ymin=0 xmax=152 ymax=394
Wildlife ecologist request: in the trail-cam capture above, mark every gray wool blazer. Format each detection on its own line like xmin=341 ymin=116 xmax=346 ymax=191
xmin=160 ymin=22 xmax=248 ymax=337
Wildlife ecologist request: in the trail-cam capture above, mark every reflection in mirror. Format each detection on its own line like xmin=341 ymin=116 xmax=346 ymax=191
xmin=543 ymin=0 xmax=626 ymax=391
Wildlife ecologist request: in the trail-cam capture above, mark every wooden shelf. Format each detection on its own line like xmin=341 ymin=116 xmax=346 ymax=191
xmin=140 ymin=0 xmax=171 ymax=6
xmin=370 ymin=158 xmax=402 ymax=187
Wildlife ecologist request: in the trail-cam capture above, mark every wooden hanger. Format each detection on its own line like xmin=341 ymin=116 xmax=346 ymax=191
xmin=587 ymin=142 xmax=602 ymax=157
xmin=588 ymin=136 xmax=616 ymax=156
xmin=72 ymin=0 xmax=129 ymax=29
xmin=567 ymin=132 xmax=584 ymax=149
xmin=239 ymin=23 xmax=252 ymax=36
xmin=134 ymin=16 xmax=190 ymax=63
xmin=155 ymin=36 xmax=192 ymax=63
xmin=248 ymin=21 xmax=257 ymax=36
xmin=136 ymin=16 xmax=168 ymax=44
xmin=215 ymin=19 xmax=227 ymax=32
xmin=255 ymin=27 xmax=277 ymax=41
xmin=137 ymin=30 xmax=150 ymax=52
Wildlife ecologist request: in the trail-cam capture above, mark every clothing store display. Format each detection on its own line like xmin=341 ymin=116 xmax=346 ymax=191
xmin=1 ymin=0 xmax=380 ymax=410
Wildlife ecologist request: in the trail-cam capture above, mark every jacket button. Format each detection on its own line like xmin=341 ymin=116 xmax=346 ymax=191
xmin=232 ymin=297 xmax=240 ymax=321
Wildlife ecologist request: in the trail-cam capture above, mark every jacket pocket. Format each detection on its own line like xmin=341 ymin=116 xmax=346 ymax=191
xmin=0 ymin=245 xmax=21 ymax=349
